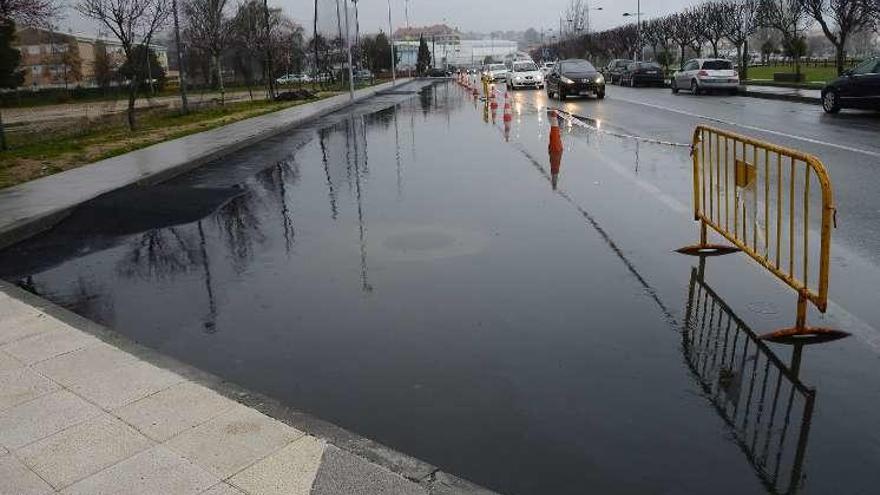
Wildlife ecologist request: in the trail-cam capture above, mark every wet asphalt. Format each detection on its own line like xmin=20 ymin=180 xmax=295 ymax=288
xmin=1 ymin=81 xmax=879 ymax=495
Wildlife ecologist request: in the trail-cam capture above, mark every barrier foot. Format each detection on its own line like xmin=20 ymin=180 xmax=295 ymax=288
xmin=676 ymin=244 xmax=741 ymax=257
xmin=760 ymin=327 xmax=850 ymax=345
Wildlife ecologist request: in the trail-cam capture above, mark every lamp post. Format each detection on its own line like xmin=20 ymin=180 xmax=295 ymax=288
xmin=387 ymin=0 xmax=396 ymax=85
xmin=342 ymin=0 xmax=355 ymax=99
xmin=622 ymin=1 xmax=644 ymax=62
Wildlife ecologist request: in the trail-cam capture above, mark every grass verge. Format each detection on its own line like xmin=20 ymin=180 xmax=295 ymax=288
xmin=0 ymin=92 xmax=339 ymax=189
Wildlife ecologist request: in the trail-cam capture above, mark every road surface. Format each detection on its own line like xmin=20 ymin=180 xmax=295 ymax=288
xmin=2 ymin=81 xmax=880 ymax=495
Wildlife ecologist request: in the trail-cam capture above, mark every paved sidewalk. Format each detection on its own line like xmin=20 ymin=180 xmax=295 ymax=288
xmin=740 ymin=85 xmax=821 ymax=104
xmin=0 ymin=79 xmax=418 ymax=250
xmin=0 ymin=285 xmax=494 ymax=494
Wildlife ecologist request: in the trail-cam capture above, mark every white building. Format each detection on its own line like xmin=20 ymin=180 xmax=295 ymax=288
xmin=394 ymin=39 xmax=519 ymax=69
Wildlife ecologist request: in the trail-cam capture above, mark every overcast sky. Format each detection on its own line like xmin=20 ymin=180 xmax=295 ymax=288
xmin=59 ymin=0 xmax=704 ymax=39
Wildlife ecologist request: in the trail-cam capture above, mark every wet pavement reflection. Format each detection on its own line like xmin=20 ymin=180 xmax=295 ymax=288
xmin=2 ymin=81 xmax=880 ymax=495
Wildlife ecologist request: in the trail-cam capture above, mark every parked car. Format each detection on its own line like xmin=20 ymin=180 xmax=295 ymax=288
xmin=620 ymin=61 xmax=665 ymax=87
xmin=276 ymin=73 xmax=310 ymax=85
xmin=671 ymin=58 xmax=739 ymax=95
xmin=603 ymin=59 xmax=633 ymax=84
xmin=821 ymin=57 xmax=880 ymax=114
xmin=546 ymin=59 xmax=605 ymax=100
xmin=483 ymin=63 xmax=508 ymax=82
xmin=507 ymin=61 xmax=544 ymax=90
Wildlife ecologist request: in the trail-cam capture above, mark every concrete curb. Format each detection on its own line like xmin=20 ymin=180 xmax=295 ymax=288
xmin=0 ymin=79 xmax=418 ymax=251
xmin=0 ymin=278 xmax=500 ymax=494
xmin=739 ymin=89 xmax=820 ymax=105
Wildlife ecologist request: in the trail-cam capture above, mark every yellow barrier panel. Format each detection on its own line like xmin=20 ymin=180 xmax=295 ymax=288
xmin=678 ymin=125 xmax=848 ymax=343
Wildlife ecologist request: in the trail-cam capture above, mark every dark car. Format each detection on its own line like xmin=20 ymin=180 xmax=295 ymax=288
xmin=546 ymin=59 xmax=606 ymax=100
xmin=620 ymin=62 xmax=665 ymax=87
xmin=603 ymin=59 xmax=633 ymax=84
xmin=821 ymin=57 xmax=880 ymax=113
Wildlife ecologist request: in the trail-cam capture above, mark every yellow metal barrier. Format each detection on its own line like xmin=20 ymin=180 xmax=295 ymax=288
xmin=678 ymin=125 xmax=847 ymax=343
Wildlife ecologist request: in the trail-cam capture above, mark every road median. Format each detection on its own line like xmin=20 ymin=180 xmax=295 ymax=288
xmin=0 ymin=79 xmax=416 ymax=250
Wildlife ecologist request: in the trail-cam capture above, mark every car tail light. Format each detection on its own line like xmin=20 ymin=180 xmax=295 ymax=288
xmin=698 ymin=70 xmax=709 ymax=78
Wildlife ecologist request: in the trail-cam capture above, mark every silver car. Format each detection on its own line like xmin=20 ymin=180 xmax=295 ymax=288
xmin=671 ymin=58 xmax=740 ymax=95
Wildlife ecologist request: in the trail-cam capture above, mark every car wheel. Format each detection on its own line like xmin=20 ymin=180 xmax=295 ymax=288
xmin=822 ymin=90 xmax=841 ymax=114
xmin=671 ymin=80 xmax=679 ymax=94
xmin=691 ymin=80 xmax=701 ymax=95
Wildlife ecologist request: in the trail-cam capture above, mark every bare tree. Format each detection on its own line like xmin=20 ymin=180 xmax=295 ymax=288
xmin=760 ymin=0 xmax=813 ymax=76
xmin=798 ymin=0 xmax=876 ymax=75
xmin=0 ymin=0 xmax=59 ymax=26
xmin=184 ymin=0 xmax=233 ymax=103
xmin=78 ymin=0 xmax=170 ymax=130
xmin=700 ymin=1 xmax=735 ymax=57
xmin=725 ymin=0 xmax=762 ymax=79
xmin=563 ymin=0 xmax=591 ymax=36
xmin=670 ymin=11 xmax=699 ymax=68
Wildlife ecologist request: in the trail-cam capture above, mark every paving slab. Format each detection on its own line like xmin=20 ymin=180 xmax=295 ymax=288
xmin=62 ymin=445 xmax=219 ymax=495
xmin=33 ymin=343 xmax=184 ymax=410
xmin=0 ymin=367 xmax=59 ymax=411
xmin=200 ymin=482 xmax=246 ymax=495
xmin=309 ymin=445 xmax=427 ymax=495
xmin=164 ymin=404 xmax=304 ymax=479
xmin=16 ymin=412 xmax=153 ymax=489
xmin=114 ymin=381 xmax=236 ymax=442
xmin=0 ymin=312 xmax=58 ymax=346
xmin=1 ymin=327 xmax=98 ymax=365
xmin=0 ymin=350 xmax=22 ymax=372
xmin=0 ymin=455 xmax=54 ymax=494
xmin=0 ymin=390 xmax=101 ymax=449
xmin=228 ymin=435 xmax=326 ymax=495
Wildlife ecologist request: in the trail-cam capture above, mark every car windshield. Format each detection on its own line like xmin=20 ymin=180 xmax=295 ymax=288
xmin=514 ymin=63 xmax=538 ymax=72
xmin=561 ymin=60 xmax=596 ymax=73
xmin=702 ymin=60 xmax=733 ymax=70
xmin=489 ymin=64 xmax=505 ymax=71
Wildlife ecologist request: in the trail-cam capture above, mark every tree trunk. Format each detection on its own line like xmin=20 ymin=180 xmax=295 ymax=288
xmin=0 ymin=109 xmax=7 ymax=151
xmin=127 ymin=82 xmax=137 ymax=130
xmin=215 ymin=54 xmax=225 ymax=105
xmin=741 ymin=39 xmax=749 ymax=80
xmin=712 ymin=41 xmax=719 ymax=58
xmin=172 ymin=0 xmax=189 ymax=114
xmin=835 ymin=42 xmax=845 ymax=76
xmin=680 ymin=45 xmax=686 ymax=69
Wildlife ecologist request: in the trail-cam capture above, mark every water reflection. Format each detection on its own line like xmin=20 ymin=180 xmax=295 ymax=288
xmin=684 ymin=261 xmax=815 ymax=495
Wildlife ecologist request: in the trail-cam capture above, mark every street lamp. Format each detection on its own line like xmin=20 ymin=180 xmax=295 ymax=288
xmin=622 ymin=1 xmax=644 ymax=62
xmin=387 ymin=0 xmax=396 ymax=85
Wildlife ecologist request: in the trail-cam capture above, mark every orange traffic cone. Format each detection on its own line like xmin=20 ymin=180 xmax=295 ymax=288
xmin=490 ymin=91 xmax=498 ymax=110
xmin=504 ymin=120 xmax=511 ymax=142
xmin=503 ymin=93 xmax=513 ymax=122
xmin=548 ymin=109 xmax=563 ymax=153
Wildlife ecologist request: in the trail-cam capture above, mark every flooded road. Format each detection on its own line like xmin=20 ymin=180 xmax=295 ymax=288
xmin=2 ymin=81 xmax=880 ymax=495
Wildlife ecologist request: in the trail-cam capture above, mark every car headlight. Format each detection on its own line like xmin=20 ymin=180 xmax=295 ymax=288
xmin=560 ymin=76 xmax=575 ymax=84
xmin=515 ymin=76 xmax=523 ymax=82
xmin=595 ymin=74 xmax=605 ymax=84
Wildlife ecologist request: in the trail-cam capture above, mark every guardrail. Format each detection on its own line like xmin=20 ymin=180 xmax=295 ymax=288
xmin=678 ymin=125 xmax=847 ymax=343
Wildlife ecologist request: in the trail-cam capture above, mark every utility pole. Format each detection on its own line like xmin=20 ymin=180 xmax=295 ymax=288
xmin=313 ymin=0 xmax=320 ymax=84
xmin=172 ymin=0 xmax=188 ymax=113
xmin=387 ymin=0 xmax=396 ymax=85
xmin=432 ymin=35 xmax=436 ymax=69
xmin=342 ymin=0 xmax=355 ymax=99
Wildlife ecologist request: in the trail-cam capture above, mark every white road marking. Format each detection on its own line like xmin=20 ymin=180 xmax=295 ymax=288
xmin=610 ymin=96 xmax=880 ymax=159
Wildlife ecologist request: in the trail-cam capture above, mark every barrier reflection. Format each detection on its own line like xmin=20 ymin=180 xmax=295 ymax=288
xmin=684 ymin=261 xmax=815 ymax=495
